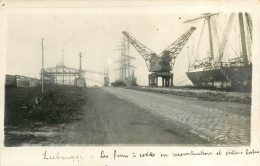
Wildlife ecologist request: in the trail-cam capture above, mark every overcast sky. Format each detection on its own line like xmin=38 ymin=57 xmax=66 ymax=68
xmin=6 ymin=13 xmax=234 ymax=86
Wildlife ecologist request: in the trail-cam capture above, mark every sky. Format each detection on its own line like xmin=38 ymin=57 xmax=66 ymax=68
xmin=6 ymin=12 xmax=237 ymax=86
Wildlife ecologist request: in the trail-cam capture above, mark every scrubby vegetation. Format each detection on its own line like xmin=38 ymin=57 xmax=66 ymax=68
xmin=5 ymin=86 xmax=87 ymax=127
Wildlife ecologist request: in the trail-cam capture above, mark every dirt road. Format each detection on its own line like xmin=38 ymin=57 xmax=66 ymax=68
xmin=60 ymin=87 xmax=250 ymax=145
xmin=6 ymin=87 xmax=250 ymax=146
xmin=60 ymin=88 xmax=207 ymax=145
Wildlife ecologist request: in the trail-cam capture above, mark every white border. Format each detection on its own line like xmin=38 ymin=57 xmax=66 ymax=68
xmin=1 ymin=1 xmax=260 ymax=166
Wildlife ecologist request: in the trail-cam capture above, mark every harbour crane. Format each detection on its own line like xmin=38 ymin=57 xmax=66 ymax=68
xmin=122 ymin=27 xmax=196 ymax=87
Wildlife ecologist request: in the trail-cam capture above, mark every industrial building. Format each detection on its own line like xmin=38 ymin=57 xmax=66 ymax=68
xmin=5 ymin=74 xmax=40 ymax=88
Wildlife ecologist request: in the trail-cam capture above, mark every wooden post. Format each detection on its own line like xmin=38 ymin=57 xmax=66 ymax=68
xmin=62 ymin=49 xmax=64 ymax=86
xmin=41 ymin=38 xmax=44 ymax=93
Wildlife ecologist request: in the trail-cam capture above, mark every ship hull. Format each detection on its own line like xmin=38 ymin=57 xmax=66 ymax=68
xmin=186 ymin=64 xmax=252 ymax=90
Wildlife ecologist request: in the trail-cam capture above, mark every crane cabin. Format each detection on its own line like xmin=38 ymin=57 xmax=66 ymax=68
xmin=149 ymin=52 xmax=172 ymax=72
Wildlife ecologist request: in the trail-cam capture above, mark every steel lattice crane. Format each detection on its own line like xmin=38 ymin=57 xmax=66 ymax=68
xmin=122 ymin=27 xmax=196 ymax=86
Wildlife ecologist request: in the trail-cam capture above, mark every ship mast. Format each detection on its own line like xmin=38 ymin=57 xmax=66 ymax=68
xmin=238 ymin=12 xmax=248 ymax=65
xmin=184 ymin=13 xmax=220 ymax=63
xmin=207 ymin=17 xmax=214 ymax=61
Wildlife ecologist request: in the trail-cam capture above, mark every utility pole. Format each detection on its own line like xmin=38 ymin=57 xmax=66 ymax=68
xmin=41 ymin=38 xmax=44 ymax=93
xmin=62 ymin=49 xmax=64 ymax=86
xmin=79 ymin=52 xmax=82 ymax=78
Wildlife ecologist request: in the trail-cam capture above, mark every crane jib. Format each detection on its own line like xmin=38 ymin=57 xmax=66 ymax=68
xmin=122 ymin=27 xmax=196 ymax=73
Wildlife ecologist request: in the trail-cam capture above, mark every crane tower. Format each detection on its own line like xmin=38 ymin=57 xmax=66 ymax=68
xmin=122 ymin=27 xmax=196 ymax=87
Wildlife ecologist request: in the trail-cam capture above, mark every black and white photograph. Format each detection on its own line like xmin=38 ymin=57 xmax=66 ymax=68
xmin=0 ymin=1 xmax=260 ymax=166
xmin=4 ymin=12 xmax=252 ymax=146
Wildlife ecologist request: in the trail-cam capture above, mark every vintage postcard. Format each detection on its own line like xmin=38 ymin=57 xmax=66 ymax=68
xmin=0 ymin=0 xmax=259 ymax=166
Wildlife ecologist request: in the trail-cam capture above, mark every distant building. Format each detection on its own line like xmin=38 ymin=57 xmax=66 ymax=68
xmin=16 ymin=75 xmax=40 ymax=87
xmin=5 ymin=74 xmax=17 ymax=87
xmin=74 ymin=78 xmax=86 ymax=87
xmin=5 ymin=74 xmax=40 ymax=87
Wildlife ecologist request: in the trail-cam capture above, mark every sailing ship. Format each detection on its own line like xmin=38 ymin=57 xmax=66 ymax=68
xmin=111 ymin=36 xmax=138 ymax=86
xmin=184 ymin=13 xmax=252 ymax=91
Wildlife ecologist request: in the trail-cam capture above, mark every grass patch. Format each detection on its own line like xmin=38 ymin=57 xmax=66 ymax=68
xmin=4 ymin=85 xmax=87 ymax=128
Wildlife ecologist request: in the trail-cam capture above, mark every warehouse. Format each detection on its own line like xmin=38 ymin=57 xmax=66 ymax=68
xmin=5 ymin=74 xmax=40 ymax=87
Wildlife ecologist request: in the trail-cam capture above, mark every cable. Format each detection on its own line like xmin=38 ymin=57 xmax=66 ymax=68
xmin=214 ymin=16 xmax=240 ymax=61
xmin=194 ymin=19 xmax=206 ymax=64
